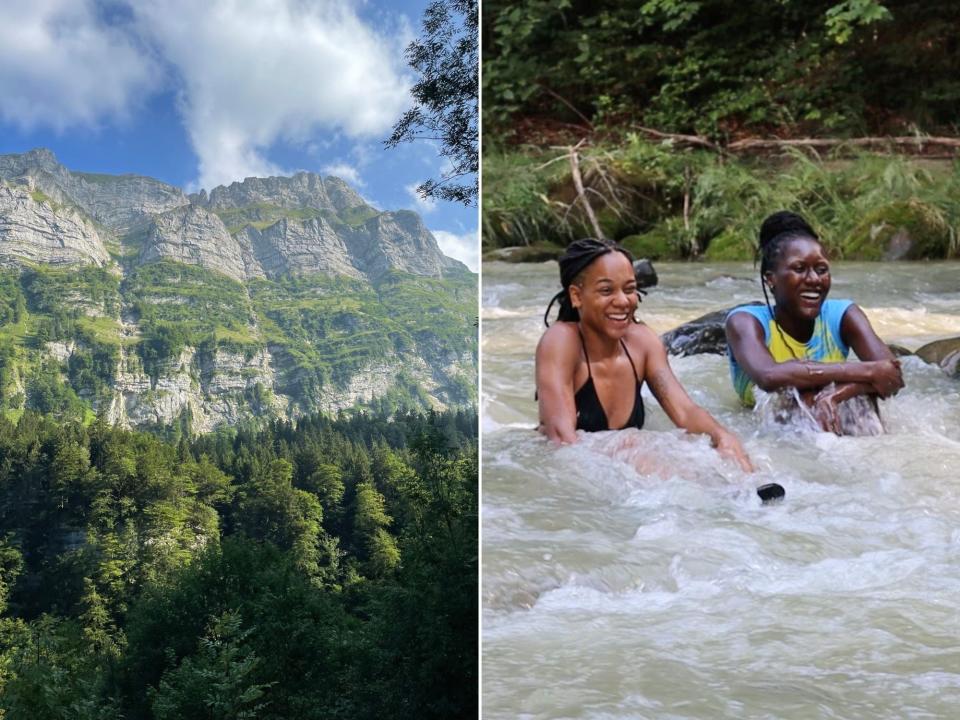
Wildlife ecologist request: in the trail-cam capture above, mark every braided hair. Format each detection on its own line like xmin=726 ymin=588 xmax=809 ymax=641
xmin=543 ymin=238 xmax=638 ymax=326
xmin=757 ymin=211 xmax=822 ymax=358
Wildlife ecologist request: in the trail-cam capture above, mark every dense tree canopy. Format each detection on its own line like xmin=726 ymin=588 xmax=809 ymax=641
xmin=0 ymin=408 xmax=477 ymax=719
xmin=483 ymin=1 xmax=960 ymax=141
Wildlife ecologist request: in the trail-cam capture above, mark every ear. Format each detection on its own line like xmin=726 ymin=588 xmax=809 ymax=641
xmin=568 ymin=284 xmax=583 ymax=309
xmin=763 ymin=270 xmax=775 ymax=289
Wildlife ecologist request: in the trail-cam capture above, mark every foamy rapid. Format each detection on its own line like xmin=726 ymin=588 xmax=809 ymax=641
xmin=482 ymin=261 xmax=960 ymax=719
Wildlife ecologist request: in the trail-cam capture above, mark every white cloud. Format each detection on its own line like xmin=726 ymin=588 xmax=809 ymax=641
xmin=322 ymin=162 xmax=365 ymax=187
xmin=405 ymin=182 xmax=436 ymax=214
xmin=0 ymin=1 xmax=413 ymax=191
xmin=133 ymin=0 xmax=412 ymax=190
xmin=432 ymin=230 xmax=478 ymax=272
xmin=0 ymin=0 xmax=161 ymax=130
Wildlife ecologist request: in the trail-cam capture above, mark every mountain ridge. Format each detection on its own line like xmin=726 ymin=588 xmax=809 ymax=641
xmin=0 ymin=148 xmax=476 ymax=432
xmin=0 ymin=148 xmax=467 ymax=283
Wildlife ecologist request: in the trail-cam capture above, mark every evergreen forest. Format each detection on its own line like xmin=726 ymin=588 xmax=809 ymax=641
xmin=0 ymin=407 xmax=477 ymax=719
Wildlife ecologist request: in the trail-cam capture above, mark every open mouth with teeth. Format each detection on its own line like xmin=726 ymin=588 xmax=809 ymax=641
xmin=799 ymin=290 xmax=823 ymax=303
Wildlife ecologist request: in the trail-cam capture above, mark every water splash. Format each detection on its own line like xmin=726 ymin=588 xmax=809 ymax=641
xmin=754 ymin=386 xmax=884 ymax=436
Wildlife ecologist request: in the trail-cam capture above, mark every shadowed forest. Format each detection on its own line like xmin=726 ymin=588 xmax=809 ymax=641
xmin=0 ymin=409 xmax=476 ymax=719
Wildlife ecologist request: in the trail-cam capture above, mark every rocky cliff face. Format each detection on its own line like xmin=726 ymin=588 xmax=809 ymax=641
xmin=348 ymin=210 xmax=456 ymax=278
xmin=0 ymin=148 xmax=189 ymax=235
xmin=196 ymin=172 xmax=366 ymax=213
xmin=0 ymin=148 xmax=476 ymax=431
xmin=0 ymin=183 xmax=110 ymax=267
xmin=141 ymin=204 xmax=256 ymax=283
xmin=241 ymin=217 xmax=365 ymax=280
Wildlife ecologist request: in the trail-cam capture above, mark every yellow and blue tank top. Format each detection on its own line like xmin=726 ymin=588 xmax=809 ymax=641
xmin=727 ymin=299 xmax=854 ymax=406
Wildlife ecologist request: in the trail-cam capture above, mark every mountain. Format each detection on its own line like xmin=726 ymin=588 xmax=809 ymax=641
xmin=0 ymin=149 xmax=476 ymax=432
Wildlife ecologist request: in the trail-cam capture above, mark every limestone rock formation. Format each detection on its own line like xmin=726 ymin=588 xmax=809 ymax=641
xmin=0 ymin=148 xmax=188 ymax=235
xmin=140 ymin=204 xmax=258 ymax=282
xmin=241 ymin=217 xmax=363 ymax=280
xmin=347 ymin=210 xmax=460 ymax=279
xmin=198 ymin=172 xmax=366 ymax=213
xmin=0 ymin=184 xmax=110 ymax=267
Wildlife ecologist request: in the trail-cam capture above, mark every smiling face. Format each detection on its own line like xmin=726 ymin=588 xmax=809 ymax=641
xmin=766 ymin=236 xmax=831 ymax=322
xmin=568 ymin=251 xmax=638 ymax=338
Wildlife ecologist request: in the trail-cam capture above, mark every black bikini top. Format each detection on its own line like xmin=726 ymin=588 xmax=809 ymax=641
xmin=574 ymin=331 xmax=645 ymax=432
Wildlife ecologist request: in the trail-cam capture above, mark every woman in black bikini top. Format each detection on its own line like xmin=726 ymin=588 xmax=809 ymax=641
xmin=575 ymin=331 xmax=644 ymax=431
xmin=535 ymin=238 xmax=753 ymax=472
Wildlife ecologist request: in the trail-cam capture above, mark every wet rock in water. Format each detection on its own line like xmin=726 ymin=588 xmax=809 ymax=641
xmin=661 ymin=303 xmax=906 ymax=360
xmin=482 ymin=244 xmax=561 ymax=263
xmin=660 ymin=303 xmax=762 ymax=356
xmin=888 ymin=344 xmax=914 ymax=358
xmin=915 ymin=336 xmax=960 ymax=377
xmin=632 ymin=259 xmax=658 ymax=288
xmin=757 ymin=483 xmax=785 ymax=503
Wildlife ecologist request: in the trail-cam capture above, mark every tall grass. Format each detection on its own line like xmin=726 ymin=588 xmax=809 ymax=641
xmin=481 ymin=149 xmax=574 ymax=248
xmin=483 ymin=140 xmax=960 ymax=259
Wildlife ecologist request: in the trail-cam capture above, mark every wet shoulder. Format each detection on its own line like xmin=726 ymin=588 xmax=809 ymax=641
xmin=623 ymin=322 xmax=662 ymax=355
xmin=537 ymin=321 xmax=582 ymax=362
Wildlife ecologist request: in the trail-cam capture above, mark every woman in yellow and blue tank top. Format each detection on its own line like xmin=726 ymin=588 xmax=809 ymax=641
xmin=725 ymin=211 xmax=904 ymax=434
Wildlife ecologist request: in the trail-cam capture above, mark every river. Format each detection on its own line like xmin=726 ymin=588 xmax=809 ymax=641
xmin=482 ymin=260 xmax=960 ymax=719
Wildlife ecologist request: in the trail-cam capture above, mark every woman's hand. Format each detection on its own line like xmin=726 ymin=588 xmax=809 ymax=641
xmin=713 ymin=429 xmax=754 ymax=473
xmin=812 ymin=386 xmax=843 ymax=434
xmin=867 ymin=358 xmax=903 ymax=397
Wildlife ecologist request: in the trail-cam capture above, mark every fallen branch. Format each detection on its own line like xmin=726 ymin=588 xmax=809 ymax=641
xmin=539 ymin=85 xmax=595 ymax=132
xmin=567 ymin=140 xmax=605 ymax=240
xmin=727 ymin=136 xmax=960 ymax=151
xmin=630 ymin=126 xmax=960 ymax=154
xmin=632 ymin=126 xmax=722 ymax=152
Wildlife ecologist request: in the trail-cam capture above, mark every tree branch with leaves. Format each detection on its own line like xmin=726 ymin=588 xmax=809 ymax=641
xmin=386 ymin=0 xmax=478 ymax=207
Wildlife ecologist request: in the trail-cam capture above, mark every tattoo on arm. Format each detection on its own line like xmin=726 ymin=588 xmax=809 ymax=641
xmin=647 ymin=368 xmax=671 ymax=402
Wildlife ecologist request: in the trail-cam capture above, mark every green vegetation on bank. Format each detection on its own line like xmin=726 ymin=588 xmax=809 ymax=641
xmin=0 ymin=407 xmax=477 ymax=719
xmin=483 ymin=142 xmax=960 ymax=261
xmin=483 ymin=2 xmax=960 ymax=263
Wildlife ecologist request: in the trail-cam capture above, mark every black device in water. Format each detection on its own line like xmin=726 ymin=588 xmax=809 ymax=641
xmin=757 ymin=483 xmax=785 ymax=503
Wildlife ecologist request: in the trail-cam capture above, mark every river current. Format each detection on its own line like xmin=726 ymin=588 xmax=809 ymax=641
xmin=482 ymin=261 xmax=960 ymax=719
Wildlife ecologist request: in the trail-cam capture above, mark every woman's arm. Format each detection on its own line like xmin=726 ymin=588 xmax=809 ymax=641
xmin=839 ymin=304 xmax=903 ymax=396
xmin=725 ymin=311 xmax=901 ymax=393
xmin=801 ymin=304 xmax=904 ymax=432
xmin=637 ymin=327 xmax=754 ymax=472
xmin=534 ymin=325 xmax=581 ymax=444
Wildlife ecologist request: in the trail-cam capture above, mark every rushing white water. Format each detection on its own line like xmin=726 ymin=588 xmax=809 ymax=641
xmin=482 ymin=261 xmax=960 ymax=719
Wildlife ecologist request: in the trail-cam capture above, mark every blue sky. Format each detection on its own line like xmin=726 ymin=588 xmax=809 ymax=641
xmin=0 ymin=0 xmax=478 ymax=271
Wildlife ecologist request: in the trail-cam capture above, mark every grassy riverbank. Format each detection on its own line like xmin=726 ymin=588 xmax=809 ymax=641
xmin=482 ymin=139 xmax=960 ymax=262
